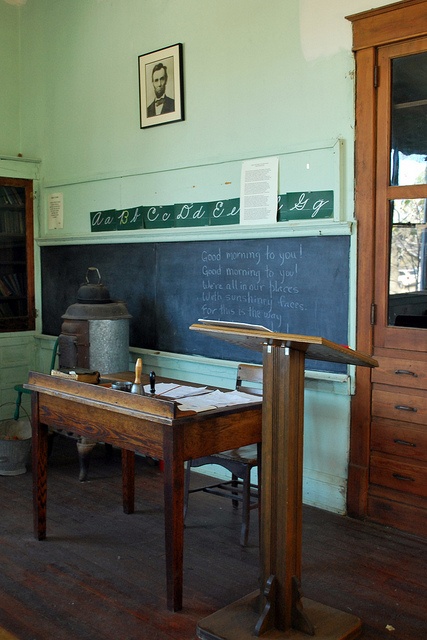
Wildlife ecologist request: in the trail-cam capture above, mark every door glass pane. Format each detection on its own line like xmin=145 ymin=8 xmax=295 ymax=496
xmin=0 ymin=185 xmax=28 ymax=321
xmin=391 ymin=52 xmax=427 ymax=186
xmin=388 ymin=198 xmax=427 ymax=327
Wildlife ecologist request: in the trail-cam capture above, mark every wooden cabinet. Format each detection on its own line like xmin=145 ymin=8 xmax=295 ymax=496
xmin=347 ymin=1 xmax=427 ymax=538
xmin=0 ymin=177 xmax=35 ymax=332
xmin=369 ymin=352 xmax=427 ymax=530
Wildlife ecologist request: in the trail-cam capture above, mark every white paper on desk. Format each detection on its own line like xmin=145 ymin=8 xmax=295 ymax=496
xmin=146 ymin=382 xmax=208 ymax=398
xmin=177 ymin=389 xmax=261 ymax=413
xmin=240 ymin=156 xmax=279 ymax=225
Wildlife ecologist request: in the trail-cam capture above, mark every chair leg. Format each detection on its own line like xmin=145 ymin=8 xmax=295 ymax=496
xmin=184 ymin=460 xmax=192 ymax=518
xmin=47 ymin=431 xmax=57 ymax=458
xmin=14 ymin=390 xmax=23 ymax=421
xmin=231 ymin=473 xmax=239 ymax=510
xmin=240 ymin=467 xmax=251 ymax=547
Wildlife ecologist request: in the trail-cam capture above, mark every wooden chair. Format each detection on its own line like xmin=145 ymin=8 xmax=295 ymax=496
xmin=14 ymin=338 xmax=59 ymax=420
xmin=184 ymin=363 xmax=262 ymax=546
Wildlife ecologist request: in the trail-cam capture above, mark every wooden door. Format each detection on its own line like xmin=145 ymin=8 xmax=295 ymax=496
xmin=368 ymin=38 xmax=427 ymax=535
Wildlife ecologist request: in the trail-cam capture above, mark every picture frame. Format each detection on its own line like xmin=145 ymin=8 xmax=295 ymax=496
xmin=138 ymin=43 xmax=184 ymax=129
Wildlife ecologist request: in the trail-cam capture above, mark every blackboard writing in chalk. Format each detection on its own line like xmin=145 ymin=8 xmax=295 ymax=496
xmin=41 ymin=235 xmax=350 ymax=372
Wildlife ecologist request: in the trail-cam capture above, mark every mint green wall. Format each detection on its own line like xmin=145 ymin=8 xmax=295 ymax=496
xmin=17 ymin=1 xmax=377 ymax=192
xmin=15 ymin=0 xmax=392 ymax=238
xmin=1 ymin=0 xmax=395 ymax=511
xmin=0 ymin=3 xmax=20 ymax=154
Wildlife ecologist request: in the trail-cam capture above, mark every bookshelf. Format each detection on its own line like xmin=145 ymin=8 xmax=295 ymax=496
xmin=0 ymin=177 xmax=35 ymax=332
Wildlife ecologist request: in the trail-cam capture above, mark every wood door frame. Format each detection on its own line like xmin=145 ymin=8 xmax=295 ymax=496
xmin=346 ymin=0 xmax=427 ymax=519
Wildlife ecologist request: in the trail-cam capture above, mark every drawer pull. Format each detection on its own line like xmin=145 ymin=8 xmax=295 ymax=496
xmin=392 ymin=472 xmax=415 ymax=482
xmin=394 ymin=369 xmax=418 ymax=377
xmin=393 ymin=438 xmax=416 ymax=447
xmin=395 ymin=405 xmax=417 ymax=412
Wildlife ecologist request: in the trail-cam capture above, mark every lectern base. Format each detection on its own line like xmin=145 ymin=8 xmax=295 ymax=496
xmin=197 ymin=591 xmax=362 ymax=640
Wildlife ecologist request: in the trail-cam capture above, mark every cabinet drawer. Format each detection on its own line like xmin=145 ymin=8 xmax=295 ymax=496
xmin=372 ymin=387 xmax=427 ymax=425
xmin=367 ymin=492 xmax=427 ymax=539
xmin=371 ymin=419 xmax=427 ymax=462
xmin=372 ymin=356 xmax=427 ymax=391
xmin=370 ymin=453 xmax=427 ymax=498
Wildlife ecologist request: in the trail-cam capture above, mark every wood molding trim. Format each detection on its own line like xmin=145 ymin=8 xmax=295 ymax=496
xmin=347 ymin=0 xmax=427 ymax=51
xmin=347 ymin=45 xmax=377 ymax=518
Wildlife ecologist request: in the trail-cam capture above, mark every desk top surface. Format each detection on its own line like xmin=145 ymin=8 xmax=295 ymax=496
xmin=25 ymin=371 xmax=262 ymax=423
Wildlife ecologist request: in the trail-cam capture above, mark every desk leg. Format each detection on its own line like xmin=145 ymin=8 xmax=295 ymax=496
xmin=31 ymin=392 xmax=48 ymax=541
xmin=122 ymin=449 xmax=135 ymax=514
xmin=163 ymin=434 xmax=184 ymax=612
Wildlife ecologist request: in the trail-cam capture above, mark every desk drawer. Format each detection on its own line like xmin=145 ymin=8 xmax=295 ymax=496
xmin=372 ymin=387 xmax=427 ymax=425
xmin=371 ymin=419 xmax=427 ymax=462
xmin=372 ymin=356 xmax=427 ymax=391
xmin=370 ymin=453 xmax=427 ymax=498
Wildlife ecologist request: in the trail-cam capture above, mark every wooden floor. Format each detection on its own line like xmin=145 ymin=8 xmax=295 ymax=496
xmin=0 ymin=435 xmax=425 ymax=640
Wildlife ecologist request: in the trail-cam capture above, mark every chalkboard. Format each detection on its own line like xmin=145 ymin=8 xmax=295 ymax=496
xmin=41 ymin=235 xmax=350 ymax=372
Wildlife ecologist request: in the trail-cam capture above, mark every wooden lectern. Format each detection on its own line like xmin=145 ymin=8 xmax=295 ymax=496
xmin=189 ymin=324 xmax=378 ymax=640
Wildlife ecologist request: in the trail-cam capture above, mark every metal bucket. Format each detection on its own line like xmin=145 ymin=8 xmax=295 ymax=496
xmin=0 ymin=405 xmax=31 ymax=476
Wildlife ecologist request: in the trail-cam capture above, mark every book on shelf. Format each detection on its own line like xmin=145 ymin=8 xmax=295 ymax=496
xmin=1 ymin=187 xmax=12 ymax=205
xmin=0 ymin=279 xmax=12 ymax=297
xmin=0 ymin=301 xmax=14 ymax=317
xmin=0 ymin=186 xmax=24 ymax=207
xmin=0 ymin=273 xmax=24 ymax=297
xmin=10 ymin=187 xmax=23 ymax=206
xmin=10 ymin=273 xmax=22 ymax=294
xmin=0 ymin=209 xmax=25 ymax=234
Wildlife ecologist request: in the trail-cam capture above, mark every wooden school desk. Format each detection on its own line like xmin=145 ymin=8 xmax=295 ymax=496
xmin=25 ymin=371 xmax=262 ymax=612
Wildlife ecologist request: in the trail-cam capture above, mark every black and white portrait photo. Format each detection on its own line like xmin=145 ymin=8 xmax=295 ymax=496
xmin=139 ymin=43 xmax=184 ymax=129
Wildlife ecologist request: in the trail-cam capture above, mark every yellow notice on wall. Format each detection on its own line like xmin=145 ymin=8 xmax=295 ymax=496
xmin=48 ymin=192 xmax=64 ymax=229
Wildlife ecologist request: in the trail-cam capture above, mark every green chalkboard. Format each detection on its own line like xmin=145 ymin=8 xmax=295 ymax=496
xmin=41 ymin=235 xmax=350 ymax=372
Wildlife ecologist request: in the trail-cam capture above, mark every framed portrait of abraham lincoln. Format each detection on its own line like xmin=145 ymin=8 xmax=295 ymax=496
xmin=138 ymin=43 xmax=184 ymax=129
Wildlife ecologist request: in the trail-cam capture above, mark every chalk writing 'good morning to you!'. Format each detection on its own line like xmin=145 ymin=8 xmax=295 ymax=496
xmin=199 ymin=244 xmax=306 ymax=332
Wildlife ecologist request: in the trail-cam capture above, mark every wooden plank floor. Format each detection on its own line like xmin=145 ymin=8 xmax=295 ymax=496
xmin=0 ymin=435 xmax=425 ymax=640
